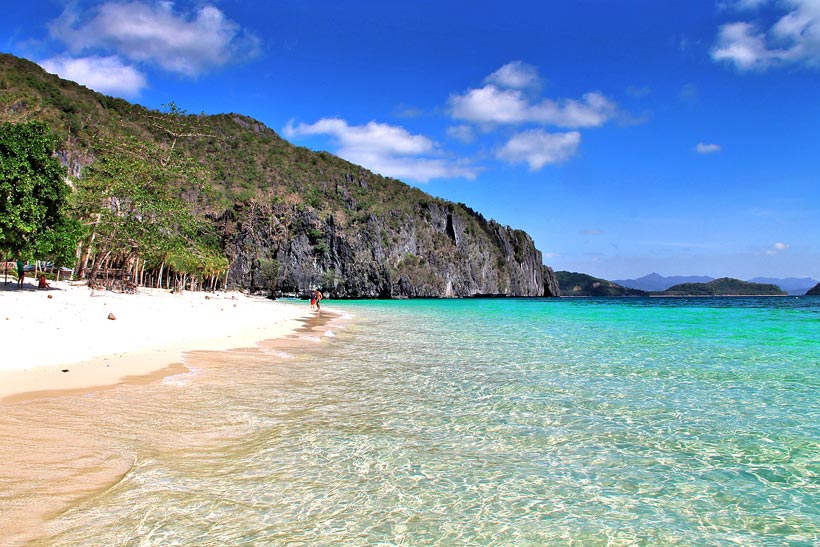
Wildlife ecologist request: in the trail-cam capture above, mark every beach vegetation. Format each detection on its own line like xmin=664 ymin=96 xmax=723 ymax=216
xmin=0 ymin=121 xmax=80 ymax=264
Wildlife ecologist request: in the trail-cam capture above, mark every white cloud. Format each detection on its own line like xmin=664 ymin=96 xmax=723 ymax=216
xmin=711 ymin=1 xmax=820 ymax=70
xmin=695 ymin=142 xmax=722 ymax=154
xmin=284 ymin=118 xmax=477 ymax=183
xmin=484 ymin=61 xmax=541 ymax=90
xmin=49 ymin=1 xmax=260 ymax=76
xmin=496 ymin=129 xmax=581 ymax=170
xmin=38 ymin=55 xmax=147 ymax=96
xmin=285 ymin=118 xmax=433 ymax=156
xmin=766 ymin=242 xmax=790 ymax=254
xmin=450 ymin=85 xmax=617 ymax=128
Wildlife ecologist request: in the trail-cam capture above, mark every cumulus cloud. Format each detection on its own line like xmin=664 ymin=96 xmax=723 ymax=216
xmin=450 ymin=86 xmax=617 ymax=128
xmin=38 ymin=55 xmax=147 ymax=96
xmin=496 ymin=129 xmax=581 ymax=170
xmin=284 ymin=118 xmax=477 ymax=183
xmin=49 ymin=1 xmax=260 ymax=76
xmin=695 ymin=142 xmax=722 ymax=154
xmin=766 ymin=242 xmax=790 ymax=255
xmin=285 ymin=118 xmax=433 ymax=156
xmin=711 ymin=0 xmax=820 ymax=70
xmin=449 ymin=61 xmax=617 ymax=128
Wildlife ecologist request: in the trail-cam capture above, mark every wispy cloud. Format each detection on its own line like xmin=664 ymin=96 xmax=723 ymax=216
xmin=283 ymin=118 xmax=477 ymax=183
xmin=38 ymin=54 xmax=146 ymax=96
xmin=766 ymin=242 xmax=790 ymax=255
xmin=48 ymin=1 xmax=260 ymax=77
xmin=484 ymin=60 xmax=541 ymax=91
xmin=446 ymin=125 xmax=476 ymax=143
xmin=711 ymin=0 xmax=820 ymax=71
xmin=695 ymin=142 xmax=722 ymax=154
xmin=496 ymin=129 xmax=580 ymax=170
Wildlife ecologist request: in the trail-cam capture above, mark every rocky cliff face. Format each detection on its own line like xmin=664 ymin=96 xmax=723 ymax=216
xmin=542 ymin=265 xmax=561 ymax=297
xmin=223 ymin=200 xmax=555 ymax=298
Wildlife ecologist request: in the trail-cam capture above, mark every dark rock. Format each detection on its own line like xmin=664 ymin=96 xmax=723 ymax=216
xmin=223 ymin=200 xmax=552 ymax=298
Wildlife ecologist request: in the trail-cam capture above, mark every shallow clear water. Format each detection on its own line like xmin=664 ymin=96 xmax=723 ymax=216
xmin=4 ymin=297 xmax=820 ymax=546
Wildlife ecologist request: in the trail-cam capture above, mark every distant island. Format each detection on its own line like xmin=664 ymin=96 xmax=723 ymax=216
xmin=806 ymin=284 xmax=820 ymax=296
xmin=661 ymin=278 xmax=786 ymax=296
xmin=615 ymin=272 xmax=818 ymax=295
xmin=557 ymin=272 xmax=788 ymax=297
xmin=555 ymin=271 xmax=647 ymax=297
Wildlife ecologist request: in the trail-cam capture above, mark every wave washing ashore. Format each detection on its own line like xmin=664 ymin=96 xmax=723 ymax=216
xmin=2 ymin=296 xmax=820 ymax=545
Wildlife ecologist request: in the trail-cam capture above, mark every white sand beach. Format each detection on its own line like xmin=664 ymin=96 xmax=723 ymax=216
xmin=0 ymin=278 xmax=312 ymax=401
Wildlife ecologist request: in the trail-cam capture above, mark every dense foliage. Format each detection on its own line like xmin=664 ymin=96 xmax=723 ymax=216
xmin=0 ymin=121 xmax=79 ymax=263
xmin=663 ymin=278 xmax=786 ymax=296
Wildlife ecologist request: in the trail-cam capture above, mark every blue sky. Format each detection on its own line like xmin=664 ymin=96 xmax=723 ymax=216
xmin=3 ymin=0 xmax=819 ymax=280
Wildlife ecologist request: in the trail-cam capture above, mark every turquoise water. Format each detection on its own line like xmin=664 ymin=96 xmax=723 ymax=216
xmin=14 ymin=297 xmax=820 ymax=546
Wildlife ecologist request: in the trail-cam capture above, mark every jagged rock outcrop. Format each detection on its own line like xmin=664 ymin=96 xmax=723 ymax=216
xmin=224 ymin=200 xmax=548 ymax=298
xmin=542 ymin=265 xmax=560 ymax=297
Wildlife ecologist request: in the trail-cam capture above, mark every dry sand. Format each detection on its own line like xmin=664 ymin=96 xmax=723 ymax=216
xmin=0 ymin=278 xmax=313 ymax=401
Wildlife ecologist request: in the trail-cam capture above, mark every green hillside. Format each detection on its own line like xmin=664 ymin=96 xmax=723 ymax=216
xmin=555 ymin=271 xmax=647 ymax=297
xmin=662 ymin=278 xmax=786 ymax=296
xmin=1 ymin=53 xmax=556 ymax=297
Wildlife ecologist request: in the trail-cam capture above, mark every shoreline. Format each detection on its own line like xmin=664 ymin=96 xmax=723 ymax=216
xmin=0 ymin=279 xmax=316 ymax=402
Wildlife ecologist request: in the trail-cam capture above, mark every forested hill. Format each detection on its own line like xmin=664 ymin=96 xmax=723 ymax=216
xmin=0 ymin=53 xmax=559 ymax=297
xmin=662 ymin=278 xmax=786 ymax=296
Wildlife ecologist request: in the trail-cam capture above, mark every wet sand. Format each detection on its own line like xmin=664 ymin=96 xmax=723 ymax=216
xmin=0 ymin=302 xmax=341 ymax=547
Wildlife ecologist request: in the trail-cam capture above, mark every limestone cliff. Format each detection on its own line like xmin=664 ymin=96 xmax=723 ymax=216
xmin=223 ymin=199 xmax=553 ymax=298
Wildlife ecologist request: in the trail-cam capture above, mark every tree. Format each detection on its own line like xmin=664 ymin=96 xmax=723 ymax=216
xmin=71 ymin=104 xmax=225 ymax=288
xmin=0 ymin=121 xmax=77 ymax=261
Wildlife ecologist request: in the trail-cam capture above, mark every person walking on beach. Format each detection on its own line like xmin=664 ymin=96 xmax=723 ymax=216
xmin=16 ymin=259 xmax=25 ymax=288
xmin=310 ymin=290 xmax=317 ymax=310
xmin=315 ymin=290 xmax=323 ymax=311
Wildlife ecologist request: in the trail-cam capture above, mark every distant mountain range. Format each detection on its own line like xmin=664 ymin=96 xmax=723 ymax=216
xmin=614 ymin=273 xmax=818 ymax=295
xmin=613 ymin=273 xmax=714 ymax=292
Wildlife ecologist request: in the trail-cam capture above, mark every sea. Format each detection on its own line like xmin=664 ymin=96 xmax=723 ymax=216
xmin=2 ymin=296 xmax=819 ymax=546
